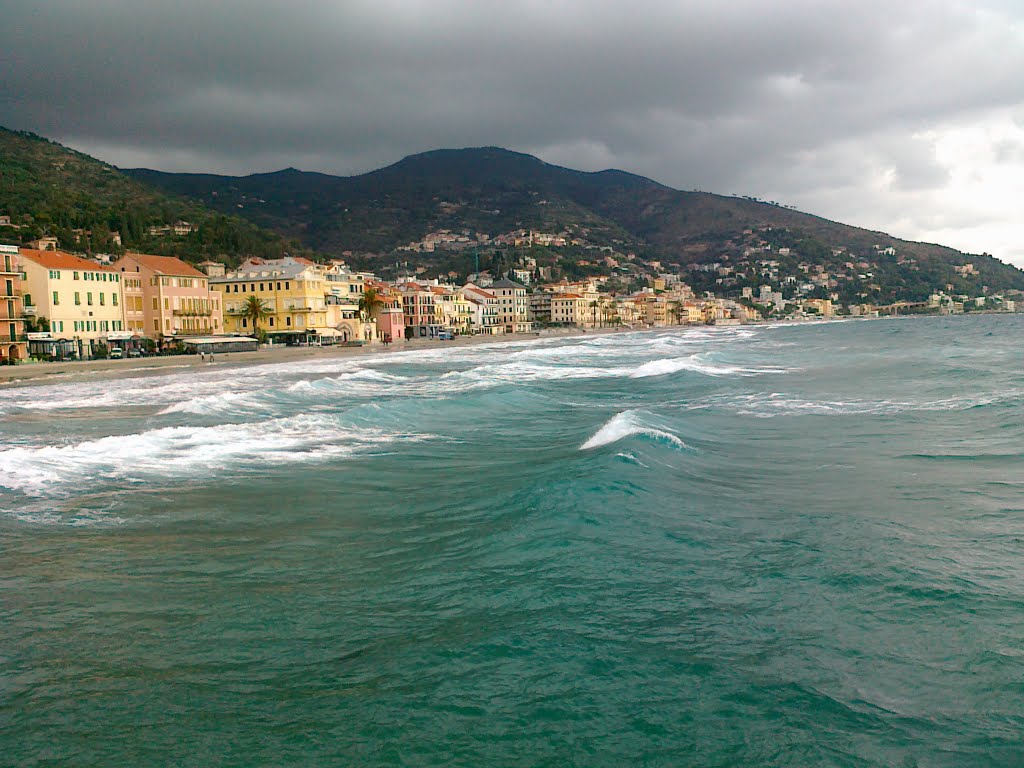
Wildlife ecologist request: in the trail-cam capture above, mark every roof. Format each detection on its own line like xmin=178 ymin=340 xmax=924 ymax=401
xmin=489 ymin=277 xmax=526 ymax=289
xmin=19 ymin=249 xmax=116 ymax=272
xmin=554 ymin=293 xmax=584 ymax=300
xmin=121 ymin=252 xmax=207 ymax=278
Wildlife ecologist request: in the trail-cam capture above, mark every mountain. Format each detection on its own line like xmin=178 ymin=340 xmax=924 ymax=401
xmin=126 ymin=147 xmax=1024 ymax=302
xmin=0 ymin=127 xmax=302 ymax=264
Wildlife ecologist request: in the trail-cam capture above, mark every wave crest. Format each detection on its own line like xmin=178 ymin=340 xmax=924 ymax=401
xmin=581 ymin=410 xmax=688 ymax=451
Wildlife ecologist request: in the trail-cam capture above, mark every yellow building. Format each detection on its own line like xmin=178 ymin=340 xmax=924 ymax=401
xmin=804 ymin=298 xmax=834 ymax=317
xmin=213 ymin=257 xmax=330 ymax=342
xmin=19 ymin=249 xmax=126 ymax=358
xmin=550 ymin=293 xmax=588 ymax=326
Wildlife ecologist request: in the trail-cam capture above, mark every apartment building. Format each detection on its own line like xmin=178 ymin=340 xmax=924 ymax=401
xmin=0 ymin=244 xmax=27 ymax=363
xmin=19 ymin=249 xmax=125 ymax=358
xmin=113 ymin=252 xmax=223 ymax=342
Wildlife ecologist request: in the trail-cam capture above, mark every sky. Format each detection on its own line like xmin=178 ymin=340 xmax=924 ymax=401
xmin=2 ymin=0 xmax=1023 ymax=265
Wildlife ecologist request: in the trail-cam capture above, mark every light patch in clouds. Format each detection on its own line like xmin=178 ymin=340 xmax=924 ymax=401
xmin=1 ymin=0 xmax=1023 ymax=264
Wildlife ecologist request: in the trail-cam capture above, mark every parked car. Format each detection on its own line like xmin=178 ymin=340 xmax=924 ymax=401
xmin=127 ymin=348 xmax=143 ymax=358
xmin=109 ymin=347 xmax=124 ymax=359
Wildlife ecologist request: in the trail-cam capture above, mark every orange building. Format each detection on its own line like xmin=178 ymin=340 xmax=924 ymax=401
xmin=0 ymin=245 xmax=27 ymax=363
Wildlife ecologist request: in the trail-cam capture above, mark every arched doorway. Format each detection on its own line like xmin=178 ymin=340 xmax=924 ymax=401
xmin=9 ymin=344 xmax=21 ymax=361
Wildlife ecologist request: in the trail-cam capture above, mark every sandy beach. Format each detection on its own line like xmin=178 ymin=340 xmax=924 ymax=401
xmin=0 ymin=327 xmax=631 ymax=389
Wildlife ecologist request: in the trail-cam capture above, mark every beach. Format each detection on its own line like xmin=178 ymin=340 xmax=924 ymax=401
xmin=0 ymin=327 xmax=621 ymax=388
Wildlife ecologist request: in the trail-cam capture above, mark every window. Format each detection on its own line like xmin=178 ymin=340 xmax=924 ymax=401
xmin=73 ymin=271 xmax=79 ymax=280
xmin=259 ymin=283 xmax=264 ymax=291
xmin=52 ymin=291 xmax=59 ymax=305
xmin=112 ymin=294 xmax=118 ymax=306
xmin=152 ymin=297 xmax=159 ymax=311
xmin=49 ymin=270 xmax=59 ymax=279
xmin=154 ymin=319 xmax=160 ymax=331
xmin=75 ymin=292 xmax=81 ymax=305
xmin=87 ymin=292 xmax=93 ymax=306
xmin=276 ymin=282 xmax=281 ymax=290
xmin=164 ymin=298 xmax=169 ymax=310
xmin=24 ymin=293 xmax=31 ymax=306
xmin=99 ymin=293 xmax=105 ymax=306
xmin=241 ymin=318 xmax=247 ymax=327
xmin=269 ymin=317 xmax=274 ymax=327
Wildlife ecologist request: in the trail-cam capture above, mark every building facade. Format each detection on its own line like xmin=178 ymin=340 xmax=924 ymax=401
xmin=0 ymin=244 xmax=27 ymax=363
xmin=213 ymin=257 xmax=330 ymax=342
xmin=113 ymin=252 xmax=223 ymax=343
xmin=19 ymin=248 xmax=125 ymax=357
xmin=487 ymin=278 xmax=532 ymax=333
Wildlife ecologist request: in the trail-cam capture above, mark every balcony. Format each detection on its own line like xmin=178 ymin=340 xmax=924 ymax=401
xmin=173 ymin=307 xmax=213 ymax=316
xmin=0 ymin=335 xmax=28 ymax=343
xmin=2 ymin=289 xmax=22 ymax=298
xmin=22 ymin=304 xmax=36 ymax=316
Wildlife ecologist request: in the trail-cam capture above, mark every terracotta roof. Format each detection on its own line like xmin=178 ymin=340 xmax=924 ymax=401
xmin=121 ymin=252 xmax=207 ymax=278
xmin=19 ymin=249 xmax=116 ymax=272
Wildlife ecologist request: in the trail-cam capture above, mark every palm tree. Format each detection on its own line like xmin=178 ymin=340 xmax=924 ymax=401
xmin=589 ymin=300 xmax=599 ymax=329
xmin=241 ymin=295 xmax=271 ymax=338
xmin=358 ymin=287 xmax=383 ymax=320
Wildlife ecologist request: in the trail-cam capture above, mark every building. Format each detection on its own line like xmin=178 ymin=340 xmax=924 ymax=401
xmin=212 ymin=257 xmax=330 ymax=343
xmin=19 ymin=248 xmax=126 ymax=358
xmin=0 ymin=245 xmax=27 ymax=363
xmin=462 ymin=284 xmax=504 ymax=334
xmin=364 ymin=280 xmax=405 ymax=343
xmin=113 ymin=252 xmax=224 ymax=343
xmin=198 ymin=260 xmax=226 ymax=278
xmin=528 ymin=291 xmax=552 ymax=325
xmin=398 ymin=282 xmax=443 ymax=338
xmin=550 ymin=293 xmax=589 ymax=326
xmin=487 ymin=277 xmax=532 ymax=333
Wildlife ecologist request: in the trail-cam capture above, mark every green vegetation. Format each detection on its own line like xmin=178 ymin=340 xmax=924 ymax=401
xmin=4 ymin=130 xmax=1023 ymax=301
xmin=0 ymin=127 xmax=305 ymax=265
xmin=239 ymin=295 xmax=271 ymax=336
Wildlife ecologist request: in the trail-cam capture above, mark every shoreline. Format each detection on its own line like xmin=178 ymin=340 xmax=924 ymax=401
xmin=0 ymin=326 xmax=635 ymax=389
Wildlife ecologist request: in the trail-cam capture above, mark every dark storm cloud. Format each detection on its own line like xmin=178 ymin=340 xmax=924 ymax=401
xmin=2 ymin=0 xmax=1023 ymax=260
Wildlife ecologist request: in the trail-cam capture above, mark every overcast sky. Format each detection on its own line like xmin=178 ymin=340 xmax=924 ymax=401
xmin=3 ymin=0 xmax=1023 ymax=264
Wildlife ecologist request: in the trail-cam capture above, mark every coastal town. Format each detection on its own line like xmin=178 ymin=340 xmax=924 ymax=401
xmin=0 ymin=227 xmax=1017 ymax=365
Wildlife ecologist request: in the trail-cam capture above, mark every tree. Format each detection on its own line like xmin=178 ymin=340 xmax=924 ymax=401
xmin=358 ymin=286 xmax=383 ymax=320
xmin=25 ymin=315 xmax=50 ymax=333
xmin=589 ymin=300 xmax=599 ymax=328
xmin=241 ymin=295 xmax=271 ymax=338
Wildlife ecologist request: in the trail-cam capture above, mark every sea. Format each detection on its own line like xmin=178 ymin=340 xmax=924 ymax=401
xmin=2 ymin=314 xmax=1023 ymax=767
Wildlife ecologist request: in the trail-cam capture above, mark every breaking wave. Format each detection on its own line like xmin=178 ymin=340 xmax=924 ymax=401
xmin=581 ymin=410 xmax=688 ymax=451
xmin=0 ymin=415 xmax=433 ymax=497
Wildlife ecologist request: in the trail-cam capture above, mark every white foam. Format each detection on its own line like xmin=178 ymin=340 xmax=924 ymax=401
xmin=581 ymin=410 xmax=688 ymax=451
xmin=0 ymin=415 xmax=433 ymax=497
xmin=628 ymin=354 xmax=780 ymax=378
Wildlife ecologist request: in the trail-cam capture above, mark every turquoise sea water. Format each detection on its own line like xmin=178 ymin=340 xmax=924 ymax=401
xmin=2 ymin=315 xmax=1023 ymax=766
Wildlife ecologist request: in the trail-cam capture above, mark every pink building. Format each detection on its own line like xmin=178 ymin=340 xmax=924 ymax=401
xmin=113 ymin=252 xmax=224 ymax=343
xmin=366 ymin=280 xmax=405 ymax=342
